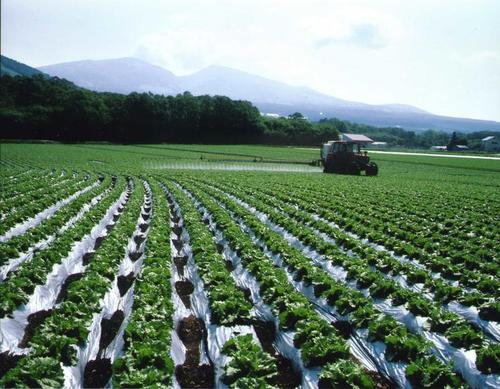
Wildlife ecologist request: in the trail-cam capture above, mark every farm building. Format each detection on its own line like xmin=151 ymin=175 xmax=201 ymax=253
xmin=430 ymin=145 xmax=469 ymax=151
xmin=481 ymin=136 xmax=500 ymax=152
xmin=448 ymin=144 xmax=470 ymax=151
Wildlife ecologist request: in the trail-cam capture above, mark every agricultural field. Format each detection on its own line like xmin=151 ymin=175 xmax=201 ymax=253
xmin=0 ymin=142 xmax=499 ymax=389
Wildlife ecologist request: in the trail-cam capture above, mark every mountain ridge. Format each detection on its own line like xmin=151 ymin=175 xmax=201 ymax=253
xmin=39 ymin=57 xmax=181 ymax=95
xmin=41 ymin=58 xmax=427 ymax=114
xmin=1 ymin=55 xmax=46 ymax=77
xmin=6 ymin=55 xmax=500 ymax=132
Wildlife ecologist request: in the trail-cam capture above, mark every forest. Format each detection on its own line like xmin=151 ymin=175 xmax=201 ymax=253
xmin=0 ymin=74 xmax=495 ymax=147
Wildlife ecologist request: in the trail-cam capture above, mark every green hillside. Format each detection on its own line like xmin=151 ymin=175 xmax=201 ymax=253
xmin=0 ymin=55 xmax=45 ymax=77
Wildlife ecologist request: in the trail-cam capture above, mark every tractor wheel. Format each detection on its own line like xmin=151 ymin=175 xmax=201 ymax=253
xmin=365 ymin=162 xmax=378 ymax=176
xmin=347 ymin=163 xmax=361 ymax=175
xmin=323 ymin=162 xmax=334 ymax=173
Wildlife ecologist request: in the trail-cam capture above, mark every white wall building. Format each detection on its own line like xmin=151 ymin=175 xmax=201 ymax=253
xmin=481 ymin=136 xmax=500 ymax=152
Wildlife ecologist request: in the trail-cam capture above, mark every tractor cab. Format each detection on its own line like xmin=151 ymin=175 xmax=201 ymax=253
xmin=321 ymin=134 xmax=378 ymax=176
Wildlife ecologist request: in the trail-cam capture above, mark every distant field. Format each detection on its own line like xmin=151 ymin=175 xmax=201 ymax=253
xmin=1 ymin=142 xmax=499 ymax=388
xmin=3 ymin=142 xmax=499 ymax=173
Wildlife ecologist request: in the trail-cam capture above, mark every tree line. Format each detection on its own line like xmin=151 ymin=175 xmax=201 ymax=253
xmin=0 ymin=74 xmax=495 ymax=148
xmin=0 ymin=75 xmax=266 ymax=143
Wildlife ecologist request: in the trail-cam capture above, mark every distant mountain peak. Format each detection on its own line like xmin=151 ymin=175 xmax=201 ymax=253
xmin=32 ymin=56 xmax=500 ymax=132
xmin=38 ymin=57 xmax=180 ymax=94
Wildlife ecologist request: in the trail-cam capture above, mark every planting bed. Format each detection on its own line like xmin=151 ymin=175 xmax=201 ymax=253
xmin=0 ymin=143 xmax=498 ymax=388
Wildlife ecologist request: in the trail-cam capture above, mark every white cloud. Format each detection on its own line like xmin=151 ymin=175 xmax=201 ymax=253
xmin=314 ymin=24 xmax=387 ymax=49
xmin=460 ymin=50 xmax=500 ymax=64
xmin=3 ymin=0 xmax=500 ymax=120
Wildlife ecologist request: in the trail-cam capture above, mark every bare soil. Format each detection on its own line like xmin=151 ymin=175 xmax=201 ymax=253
xmin=253 ymin=320 xmax=302 ymax=388
xmin=331 ymin=320 xmax=353 ymax=339
xmin=174 ymin=255 xmax=188 ymax=275
xmin=175 ymin=315 xmax=214 ymax=389
xmin=83 ymin=357 xmax=112 ymax=388
xmin=93 ymin=236 xmax=105 ymax=250
xmin=99 ymin=310 xmax=124 ymax=350
xmin=253 ymin=320 xmax=276 ymax=354
xmin=275 ymin=355 xmax=302 ymax=389
xmin=175 ymin=363 xmax=214 ymax=389
xmin=129 ymin=251 xmax=142 ymax=262
xmin=175 ymin=280 xmax=194 ymax=308
xmin=177 ymin=315 xmax=204 ymax=344
xmin=172 ymin=238 xmax=184 ymax=251
xmin=18 ymin=310 xmax=53 ymax=349
xmin=0 ymin=352 xmax=21 ymax=380
xmin=224 ymin=259 xmax=234 ymax=272
xmin=56 ymin=272 xmax=84 ymax=303
xmin=133 ymin=234 xmax=146 ymax=245
xmin=117 ymin=272 xmax=135 ymax=296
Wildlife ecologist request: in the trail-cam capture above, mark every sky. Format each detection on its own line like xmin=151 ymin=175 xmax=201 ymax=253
xmin=2 ymin=0 xmax=500 ymax=121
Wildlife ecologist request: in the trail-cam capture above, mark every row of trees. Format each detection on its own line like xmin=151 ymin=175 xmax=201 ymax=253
xmin=0 ymin=75 xmax=266 ymax=143
xmin=0 ymin=75 xmax=495 ymax=147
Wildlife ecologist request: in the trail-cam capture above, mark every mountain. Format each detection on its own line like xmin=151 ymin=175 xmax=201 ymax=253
xmin=32 ymin=57 xmax=500 ymax=133
xmin=39 ymin=57 xmax=181 ymax=95
xmin=180 ymin=65 xmax=357 ymax=108
xmin=180 ymin=65 xmax=429 ymax=114
xmin=255 ymin=102 xmax=500 ymax=133
xmin=1 ymin=55 xmax=46 ymax=77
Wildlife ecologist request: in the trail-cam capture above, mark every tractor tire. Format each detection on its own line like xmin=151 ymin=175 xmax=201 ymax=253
xmin=347 ymin=163 xmax=361 ymax=175
xmin=365 ymin=162 xmax=378 ymax=176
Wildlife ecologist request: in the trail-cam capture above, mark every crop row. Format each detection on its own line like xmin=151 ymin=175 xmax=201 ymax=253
xmin=207 ymin=178 xmax=499 ymax=333
xmin=208 ymin=181 xmax=498 ymax=381
xmin=0 ymin=174 xmax=97 ymax=238
xmin=111 ymin=180 xmax=174 ymax=387
xmin=0 ymin=177 xmax=126 ymax=316
xmin=177 ymin=176 xmax=499 ymax=387
xmin=0 ymin=178 xmax=141 ymax=386
xmin=1 ymin=165 xmax=498 ymax=389
xmin=222 ymin=175 xmax=499 ymax=302
xmin=269 ymin=179 xmax=499 ymax=280
xmin=0 ymin=175 xmax=112 ymax=269
xmin=163 ymin=181 xmax=287 ymax=387
xmin=0 ymin=171 xmax=82 ymax=221
xmin=173 ymin=178 xmax=459 ymax=388
xmin=0 ymin=169 xmax=71 ymax=206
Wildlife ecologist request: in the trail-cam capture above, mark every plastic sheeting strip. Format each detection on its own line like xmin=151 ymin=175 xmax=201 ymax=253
xmin=63 ymin=182 xmax=151 ymax=389
xmin=162 ymin=184 xmax=257 ymax=389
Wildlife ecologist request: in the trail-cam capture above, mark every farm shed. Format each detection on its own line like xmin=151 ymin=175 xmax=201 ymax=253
xmin=481 ymin=136 xmax=500 ymax=152
xmin=449 ymin=145 xmax=470 ymax=151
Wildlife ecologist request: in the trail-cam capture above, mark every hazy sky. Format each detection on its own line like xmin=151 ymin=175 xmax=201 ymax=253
xmin=3 ymin=0 xmax=500 ymax=121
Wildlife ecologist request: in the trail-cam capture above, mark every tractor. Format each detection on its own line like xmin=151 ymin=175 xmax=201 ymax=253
xmin=321 ymin=134 xmax=378 ymax=176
